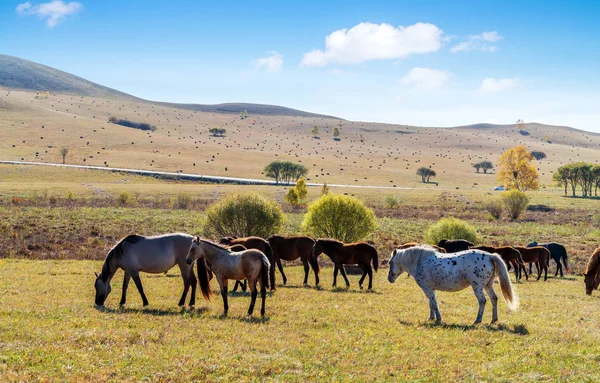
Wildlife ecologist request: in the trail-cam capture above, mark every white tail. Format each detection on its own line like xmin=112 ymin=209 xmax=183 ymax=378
xmin=491 ymin=254 xmax=519 ymax=311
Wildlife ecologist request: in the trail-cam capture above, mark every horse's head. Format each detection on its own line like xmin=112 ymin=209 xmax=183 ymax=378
xmin=583 ymin=272 xmax=600 ymax=295
xmin=387 ymin=249 xmax=405 ymax=283
xmin=186 ymin=236 xmax=203 ymax=265
xmin=94 ymin=272 xmax=111 ymax=306
xmin=526 ymin=241 xmax=538 ymax=248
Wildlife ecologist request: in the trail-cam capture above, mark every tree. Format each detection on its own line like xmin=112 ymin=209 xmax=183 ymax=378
xmin=480 ymin=161 xmax=494 ymax=174
xmin=294 ymin=177 xmax=308 ymax=203
xmin=203 ymin=193 xmax=285 ymax=238
xmin=333 ymin=126 xmax=340 ymax=140
xmin=531 ymin=151 xmax=547 ymax=160
xmin=416 ymin=167 xmax=436 ymax=183
xmin=60 ymin=147 xmax=69 ymax=164
xmin=264 ymin=161 xmax=308 ymax=185
xmin=473 ymin=163 xmax=482 ymax=173
xmin=209 ymin=127 xmax=226 ymax=136
xmin=302 ymin=194 xmax=377 ymax=243
xmin=285 ymin=188 xmax=300 ymax=207
xmin=311 ymin=126 xmax=319 ymax=138
xmin=553 ymin=165 xmax=571 ymax=196
xmin=264 ymin=161 xmax=284 ymax=184
xmin=497 ymin=146 xmax=539 ymax=191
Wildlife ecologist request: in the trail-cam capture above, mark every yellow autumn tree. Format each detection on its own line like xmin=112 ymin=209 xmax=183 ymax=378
xmin=497 ymin=146 xmax=539 ymax=191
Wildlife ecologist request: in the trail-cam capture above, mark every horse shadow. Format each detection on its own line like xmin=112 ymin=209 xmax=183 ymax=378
xmin=278 ymin=284 xmax=323 ymax=291
xmin=212 ymin=313 xmax=271 ymax=323
xmin=329 ymin=287 xmax=382 ymax=295
xmin=95 ymin=305 xmax=209 ymax=316
xmin=398 ymin=320 xmax=529 ymax=335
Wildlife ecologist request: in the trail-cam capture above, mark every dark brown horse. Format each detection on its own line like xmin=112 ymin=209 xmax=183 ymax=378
xmin=470 ymin=246 xmax=526 ymax=282
xmin=514 ymin=246 xmax=549 ymax=281
xmin=267 ymin=235 xmax=319 ymax=286
xmin=399 ymin=242 xmax=447 ymax=253
xmin=220 ymin=236 xmax=276 ymax=290
xmin=583 ymin=247 xmax=600 ymax=295
xmin=313 ymin=239 xmax=379 ymax=290
xmin=438 ymin=239 xmax=474 ymax=253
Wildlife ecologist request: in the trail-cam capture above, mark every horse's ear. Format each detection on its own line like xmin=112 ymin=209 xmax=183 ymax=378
xmin=94 ymin=272 xmax=99 ymax=278
xmin=583 ymin=273 xmax=588 ymax=277
xmin=393 ymin=249 xmax=397 ymax=256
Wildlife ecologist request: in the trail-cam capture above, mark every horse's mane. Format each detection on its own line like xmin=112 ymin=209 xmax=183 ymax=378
xmin=585 ymin=249 xmax=600 ymax=275
xmin=317 ymin=238 xmax=343 ymax=246
xmin=101 ymin=234 xmax=144 ymax=280
xmin=396 ymin=246 xmax=436 ymax=269
xmin=199 ymin=238 xmax=232 ymax=252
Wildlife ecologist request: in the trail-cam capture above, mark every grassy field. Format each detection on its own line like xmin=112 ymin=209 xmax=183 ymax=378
xmin=0 ymin=260 xmax=599 ymax=382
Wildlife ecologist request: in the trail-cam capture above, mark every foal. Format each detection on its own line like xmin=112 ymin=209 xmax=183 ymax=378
xmin=220 ymin=236 xmax=276 ymax=290
xmin=94 ymin=233 xmax=196 ymax=307
xmin=514 ymin=246 xmax=549 ymax=281
xmin=187 ymin=237 xmax=270 ymax=316
xmin=313 ymin=239 xmax=379 ymax=289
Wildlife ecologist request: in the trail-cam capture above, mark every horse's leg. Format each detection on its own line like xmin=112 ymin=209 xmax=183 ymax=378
xmin=420 ymin=285 xmax=441 ymax=322
xmin=189 ymin=269 xmax=197 ymax=307
xmin=484 ymin=281 xmax=499 ymax=324
xmin=242 ymin=280 xmax=247 ymax=291
xmin=332 ymin=265 xmax=339 ymax=287
xmin=177 ymin=265 xmax=191 ymax=307
xmin=309 ymin=255 xmax=320 ymax=286
xmin=339 ymin=265 xmax=350 ymax=288
xmin=247 ymin=278 xmax=258 ymax=316
xmin=472 ymin=286 xmax=487 ymax=324
xmin=521 ymin=263 xmax=528 ymax=280
xmin=511 ymin=260 xmax=519 ymax=282
xmin=131 ymin=273 xmax=149 ymax=307
xmin=259 ymin=271 xmax=267 ymax=316
xmin=277 ymin=259 xmax=288 ymax=285
xmin=367 ymin=265 xmax=373 ymax=290
xmin=219 ymin=279 xmax=229 ymax=316
xmin=536 ymin=261 xmax=542 ymax=281
xmin=544 ymin=262 xmax=548 ymax=281
xmin=119 ymin=272 xmax=130 ymax=306
xmin=528 ymin=263 xmax=533 ymax=275
xmin=302 ymin=260 xmax=310 ymax=286
xmin=358 ymin=264 xmax=367 ymax=290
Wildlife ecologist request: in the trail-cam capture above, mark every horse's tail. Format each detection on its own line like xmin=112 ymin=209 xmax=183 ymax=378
xmin=491 ymin=254 xmax=519 ymax=311
xmin=196 ymin=258 xmax=213 ymax=301
xmin=372 ymin=247 xmax=379 ymax=272
xmin=561 ymin=246 xmax=570 ymax=272
xmin=260 ymin=254 xmax=271 ymax=292
xmin=264 ymin=242 xmax=276 ymax=290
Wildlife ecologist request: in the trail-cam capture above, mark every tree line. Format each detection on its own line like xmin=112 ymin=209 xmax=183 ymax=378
xmin=553 ymin=162 xmax=600 ymax=197
xmin=264 ymin=161 xmax=308 ymax=185
xmin=209 ymin=127 xmax=227 ymax=136
xmin=108 ymin=116 xmax=157 ymax=132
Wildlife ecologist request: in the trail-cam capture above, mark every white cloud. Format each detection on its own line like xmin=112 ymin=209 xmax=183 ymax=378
xmin=451 ymin=31 xmax=502 ymax=53
xmin=478 ymin=77 xmax=520 ymax=92
xmin=16 ymin=1 xmax=82 ymax=28
xmin=253 ymin=51 xmax=283 ymax=72
xmin=300 ymin=22 xmax=443 ymax=67
xmin=400 ymin=67 xmax=451 ymax=90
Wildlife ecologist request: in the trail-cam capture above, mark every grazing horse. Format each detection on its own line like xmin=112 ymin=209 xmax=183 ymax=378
xmin=94 ymin=233 xmax=196 ymax=307
xmin=187 ymin=237 xmax=270 ymax=316
xmin=470 ymin=246 xmax=526 ymax=282
xmin=583 ymin=248 xmax=600 ymax=295
xmin=398 ymin=242 xmax=447 ymax=253
xmin=514 ymin=246 xmax=549 ymax=281
xmin=526 ymin=242 xmax=569 ymax=277
xmin=313 ymin=239 xmax=379 ymax=289
xmin=387 ymin=247 xmax=518 ymax=324
xmin=437 ymin=239 xmax=474 ymax=253
xmin=220 ymin=236 xmax=276 ymax=290
xmin=266 ymin=235 xmax=319 ymax=286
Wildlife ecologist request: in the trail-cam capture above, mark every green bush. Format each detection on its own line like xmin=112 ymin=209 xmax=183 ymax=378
xmin=424 ymin=217 xmax=478 ymax=245
xmin=117 ymin=191 xmax=131 ymax=206
xmin=172 ymin=193 xmax=192 ymax=209
xmin=203 ymin=193 xmax=285 ymax=238
xmin=385 ymin=195 xmax=400 ymax=208
xmin=485 ymin=198 xmax=504 ymax=219
xmin=502 ymin=190 xmax=529 ymax=220
xmin=65 ymin=191 xmax=75 ymax=202
xmin=285 ymin=188 xmax=300 ymax=207
xmin=301 ymin=194 xmax=377 ymax=243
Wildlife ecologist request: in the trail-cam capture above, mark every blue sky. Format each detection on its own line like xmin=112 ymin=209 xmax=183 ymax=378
xmin=1 ymin=1 xmax=599 ymax=131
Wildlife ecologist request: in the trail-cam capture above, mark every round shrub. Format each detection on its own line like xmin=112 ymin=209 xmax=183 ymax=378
xmin=502 ymin=190 xmax=529 ymax=220
xmin=203 ymin=193 xmax=285 ymax=238
xmin=301 ymin=194 xmax=377 ymax=243
xmin=424 ymin=217 xmax=478 ymax=245
xmin=484 ymin=197 xmax=504 ymax=220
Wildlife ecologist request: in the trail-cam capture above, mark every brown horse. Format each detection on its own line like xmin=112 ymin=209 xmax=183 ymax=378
xmin=187 ymin=237 xmax=270 ymax=316
xmin=313 ymin=239 xmax=379 ymax=289
xmin=470 ymin=246 xmax=526 ymax=282
xmin=220 ymin=236 xmax=276 ymax=290
xmin=399 ymin=242 xmax=447 ymax=253
xmin=267 ymin=235 xmax=319 ymax=286
xmin=514 ymin=246 xmax=549 ymax=281
xmin=583 ymin=248 xmax=600 ymax=295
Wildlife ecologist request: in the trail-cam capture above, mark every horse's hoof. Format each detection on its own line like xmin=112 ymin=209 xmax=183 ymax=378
xmin=359 ymin=285 xmax=364 ymax=290
xmin=473 ymin=320 xmax=482 ymax=325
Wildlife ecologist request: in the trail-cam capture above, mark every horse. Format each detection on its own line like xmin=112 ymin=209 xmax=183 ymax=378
xmin=583 ymin=248 xmax=600 ymax=295
xmin=387 ymin=247 xmax=518 ymax=324
xmin=203 ymin=244 xmax=248 ymax=292
xmin=437 ymin=239 xmax=474 ymax=253
xmin=470 ymin=246 xmax=526 ymax=282
xmin=94 ymin=233 xmax=196 ymax=307
xmin=313 ymin=239 xmax=379 ymax=289
xmin=187 ymin=237 xmax=270 ymax=316
xmin=398 ymin=242 xmax=447 ymax=253
xmin=267 ymin=235 xmax=319 ymax=286
xmin=514 ymin=246 xmax=549 ymax=281
xmin=220 ymin=236 xmax=276 ymax=290
xmin=526 ymin=242 xmax=569 ymax=277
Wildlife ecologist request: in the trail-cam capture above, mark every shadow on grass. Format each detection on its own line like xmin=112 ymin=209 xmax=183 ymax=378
xmin=211 ymin=313 xmax=271 ymax=323
xmin=329 ymin=287 xmax=382 ymax=295
xmin=398 ymin=319 xmax=529 ymax=335
xmin=278 ymin=284 xmax=323 ymax=291
xmin=95 ymin=305 xmax=209 ymax=316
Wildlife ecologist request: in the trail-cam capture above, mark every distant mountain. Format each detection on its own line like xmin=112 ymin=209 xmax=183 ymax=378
xmin=0 ymin=54 xmax=340 ymax=119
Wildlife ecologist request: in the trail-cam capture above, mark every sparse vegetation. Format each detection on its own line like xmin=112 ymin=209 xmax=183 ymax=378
xmin=333 ymin=126 xmax=340 ymax=141
xmin=321 ymin=182 xmax=330 ymax=195
xmin=385 ymin=195 xmax=400 ymax=208
xmin=502 ymin=190 xmax=529 ymax=220
xmin=424 ymin=217 xmax=478 ymax=245
xmin=302 ymin=194 xmax=377 ymax=243
xmin=108 ymin=116 xmax=157 ymax=132
xmin=203 ymin=193 xmax=285 ymax=238
xmin=117 ymin=191 xmax=132 ymax=206
xmin=531 ymin=151 xmax=547 ymax=160
xmin=172 ymin=193 xmax=192 ymax=209
xmin=311 ymin=126 xmax=319 ymax=138
xmin=60 ymin=147 xmax=69 ymax=164
xmin=484 ymin=197 xmax=504 ymax=219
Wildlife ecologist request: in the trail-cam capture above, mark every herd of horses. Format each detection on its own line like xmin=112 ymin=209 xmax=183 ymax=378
xmin=93 ymin=233 xmax=600 ymax=323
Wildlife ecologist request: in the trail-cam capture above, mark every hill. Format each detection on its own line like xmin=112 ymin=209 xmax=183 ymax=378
xmin=0 ymin=54 xmax=338 ymax=119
